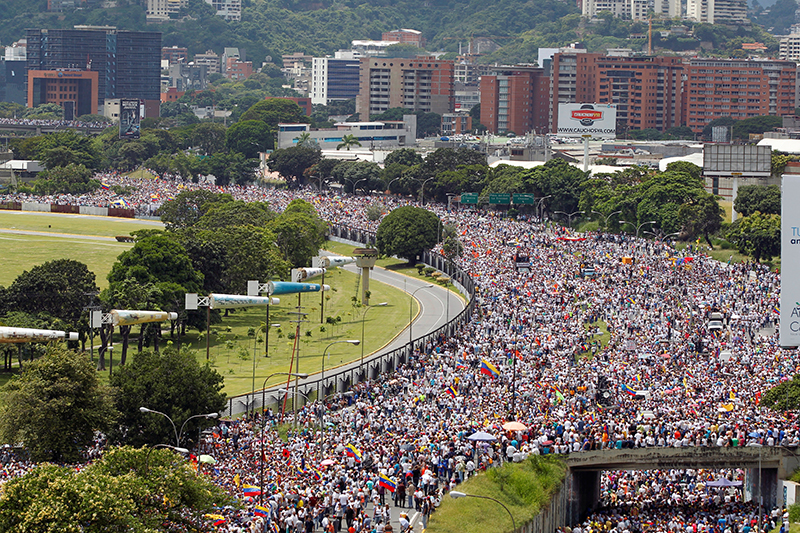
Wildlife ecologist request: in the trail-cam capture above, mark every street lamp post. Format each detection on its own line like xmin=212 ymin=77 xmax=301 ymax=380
xmin=321 ymin=340 xmax=360 ymax=402
xmin=417 ymin=176 xmax=436 ymax=205
xmin=554 ymin=210 xmax=584 ymax=227
xmin=450 ymin=491 xmax=516 ymax=532
xmin=619 ymin=220 xmax=656 ymax=239
xmin=643 ymin=230 xmax=681 ymax=242
xmin=139 ymin=407 xmax=219 ymax=447
xmin=409 ymin=285 xmax=434 ymax=346
xmin=360 ymin=302 xmax=387 ymax=380
xmin=258 ymin=371 xmax=308 ymax=504
xmin=591 ymin=209 xmax=622 ymax=229
xmin=536 ymin=195 xmax=552 ymax=221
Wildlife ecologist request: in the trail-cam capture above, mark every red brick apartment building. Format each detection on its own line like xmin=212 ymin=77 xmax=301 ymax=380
xmin=479 ymin=66 xmax=550 ymax=135
xmin=682 ymin=58 xmax=796 ymax=133
xmin=548 ymin=52 xmax=683 ymax=134
xmin=476 ymin=52 xmax=797 ymax=136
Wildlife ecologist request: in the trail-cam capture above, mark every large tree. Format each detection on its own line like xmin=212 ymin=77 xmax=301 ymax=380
xmin=108 ymin=235 xmax=203 ymax=294
xmin=733 ymin=184 xmax=781 ymax=217
xmin=269 ymin=199 xmax=327 ymax=267
xmin=191 ymin=122 xmax=227 ymax=156
xmin=109 ymin=347 xmax=226 ymax=447
xmin=727 ymin=211 xmax=781 ymax=263
xmin=240 ymin=99 xmax=310 ymax=148
xmin=267 ymin=145 xmax=321 ymax=187
xmin=225 ymin=119 xmax=272 ymax=157
xmin=158 ymin=189 xmax=234 ymax=230
xmin=5 ymin=259 xmax=99 ymax=329
xmin=0 ymin=447 xmax=232 ymax=532
xmin=376 ymin=206 xmax=441 ymax=263
xmin=0 ymin=346 xmax=117 ymax=462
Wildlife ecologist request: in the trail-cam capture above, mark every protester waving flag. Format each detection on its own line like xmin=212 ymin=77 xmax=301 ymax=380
xmin=480 ymin=359 xmax=499 ymax=378
xmin=379 ymin=473 xmax=397 ymax=492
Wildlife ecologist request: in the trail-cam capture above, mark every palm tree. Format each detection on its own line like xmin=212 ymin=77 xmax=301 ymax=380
xmin=337 ymin=134 xmax=362 ymax=151
xmin=295 ymin=132 xmax=312 ymax=146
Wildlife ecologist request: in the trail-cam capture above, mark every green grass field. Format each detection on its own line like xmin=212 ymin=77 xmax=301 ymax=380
xmin=0 ymin=211 xmax=159 ymax=288
xmin=0 ymin=212 xmax=416 ymax=397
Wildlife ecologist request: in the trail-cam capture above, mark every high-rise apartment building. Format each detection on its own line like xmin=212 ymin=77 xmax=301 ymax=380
xmin=581 ymin=0 xmax=648 ymax=20
xmin=686 ymin=0 xmax=747 ymax=23
xmin=26 ymin=27 xmax=161 ymax=115
xmin=205 ymin=0 xmax=241 ymax=21
xmin=355 ymin=57 xmax=454 ymax=117
xmin=479 ymin=66 xmax=549 ymax=135
xmin=311 ymin=56 xmax=361 ymax=105
xmin=549 ymin=51 xmax=597 ymax=132
xmin=194 ymin=50 xmax=221 ymax=75
xmin=682 ymin=58 xmax=796 ymax=132
xmin=780 ymin=35 xmax=800 ymax=62
xmin=593 ymin=55 xmax=684 ymax=132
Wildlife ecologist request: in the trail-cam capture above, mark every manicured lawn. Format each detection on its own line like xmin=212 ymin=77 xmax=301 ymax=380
xmin=0 ymin=211 xmax=162 ymax=238
xmin=0 ymin=232 xmax=132 ymax=288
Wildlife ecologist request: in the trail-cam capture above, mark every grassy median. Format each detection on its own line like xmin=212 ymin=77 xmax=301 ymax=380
xmin=427 ymin=456 xmax=566 ymax=533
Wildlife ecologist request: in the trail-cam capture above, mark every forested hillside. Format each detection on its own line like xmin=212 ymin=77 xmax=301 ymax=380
xmin=0 ymin=0 xmax=781 ymax=67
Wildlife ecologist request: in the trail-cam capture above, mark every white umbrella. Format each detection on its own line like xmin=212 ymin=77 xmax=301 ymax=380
xmin=467 ymin=431 xmax=497 ymax=442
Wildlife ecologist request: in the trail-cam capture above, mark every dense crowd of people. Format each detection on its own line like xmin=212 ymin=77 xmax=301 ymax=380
xmin=0 ymin=172 xmax=794 ymax=532
xmin=0 ymin=117 xmax=111 ymax=128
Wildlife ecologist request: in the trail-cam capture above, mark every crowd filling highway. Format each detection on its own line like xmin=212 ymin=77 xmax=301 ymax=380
xmin=0 ymin=171 xmax=793 ymax=532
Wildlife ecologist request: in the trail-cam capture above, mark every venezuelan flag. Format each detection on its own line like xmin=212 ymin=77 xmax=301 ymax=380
xmin=773 ymin=305 xmax=780 ymax=314
xmin=294 ymin=465 xmax=307 ymax=477
xmin=100 ymin=182 xmax=110 ymax=190
xmin=620 ymin=384 xmax=637 ymax=396
xmin=312 ymin=469 xmax=322 ymax=481
xmin=379 ymin=473 xmax=397 ymax=492
xmin=271 ymin=522 xmax=281 ymax=533
xmin=445 ymin=386 xmax=457 ymax=398
xmin=254 ymin=506 xmax=269 ymax=518
xmin=344 ymin=444 xmax=362 ymax=462
xmin=243 ymin=485 xmax=261 ymax=497
xmin=625 ymin=297 xmax=636 ymax=305
xmin=205 ymin=514 xmax=226 ymax=527
xmin=480 ymin=359 xmax=499 ymax=378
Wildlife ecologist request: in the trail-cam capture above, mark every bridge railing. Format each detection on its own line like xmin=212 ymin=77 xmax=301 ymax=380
xmin=222 ymin=222 xmax=476 ymax=417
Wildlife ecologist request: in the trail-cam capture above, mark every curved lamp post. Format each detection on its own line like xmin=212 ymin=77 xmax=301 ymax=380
xmin=139 ymin=407 xmax=219 ymax=447
xmin=449 ymin=491 xmax=516 ymax=532
xmin=591 ymin=209 xmax=622 ymax=228
xmin=360 ymin=302 xmax=387 ymax=379
xmin=321 ymin=339 xmax=360 ymax=402
xmin=619 ymin=220 xmax=656 ymax=239
xmin=536 ymin=195 xmax=551 ymax=220
xmin=409 ymin=285 xmax=434 ymax=346
xmin=554 ymin=210 xmax=584 ymax=227
xmin=258 ymin=371 xmax=308 ymax=503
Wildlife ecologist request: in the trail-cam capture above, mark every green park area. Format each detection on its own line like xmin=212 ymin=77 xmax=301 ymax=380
xmin=0 ymin=211 xmax=159 ymax=287
xmin=426 ymin=456 xmax=566 ymax=533
xmin=0 ymin=212 xmax=416 ymax=397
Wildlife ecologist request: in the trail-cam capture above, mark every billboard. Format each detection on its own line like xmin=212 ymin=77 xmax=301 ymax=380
xmin=781 ymin=176 xmax=800 ymax=346
xmin=119 ymin=98 xmax=141 ymax=140
xmin=557 ymin=103 xmax=616 ymax=139
xmin=703 ymin=144 xmax=771 ymax=176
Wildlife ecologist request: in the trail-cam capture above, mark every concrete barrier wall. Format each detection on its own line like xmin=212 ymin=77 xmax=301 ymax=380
xmin=79 ymin=206 xmax=109 ymax=216
xmin=21 ymin=202 xmax=50 ymax=212
xmin=518 ymin=476 xmax=570 ymax=533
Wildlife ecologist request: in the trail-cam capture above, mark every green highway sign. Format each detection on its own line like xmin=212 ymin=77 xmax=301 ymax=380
xmin=489 ymin=193 xmax=511 ymax=205
xmin=460 ymin=193 xmax=479 ymax=204
xmin=513 ymin=194 xmax=535 ymax=205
